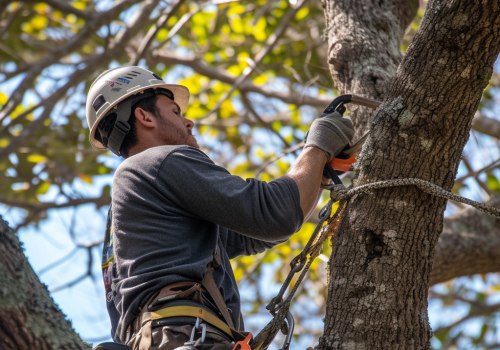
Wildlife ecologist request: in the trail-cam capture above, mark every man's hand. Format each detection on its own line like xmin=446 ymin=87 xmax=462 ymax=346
xmin=304 ymin=111 xmax=354 ymax=159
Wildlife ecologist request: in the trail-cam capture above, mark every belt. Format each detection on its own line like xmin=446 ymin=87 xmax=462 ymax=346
xmin=148 ymin=304 xmax=233 ymax=338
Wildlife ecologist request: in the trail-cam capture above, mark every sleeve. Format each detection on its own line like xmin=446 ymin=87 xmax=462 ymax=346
xmin=158 ymin=147 xmax=304 ymax=242
xmin=221 ymin=228 xmax=286 ymax=258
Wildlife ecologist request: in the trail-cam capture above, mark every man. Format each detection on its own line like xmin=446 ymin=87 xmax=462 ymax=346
xmin=86 ymin=66 xmax=353 ymax=350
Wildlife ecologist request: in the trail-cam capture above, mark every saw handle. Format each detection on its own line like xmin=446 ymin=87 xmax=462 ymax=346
xmin=320 ymin=94 xmax=381 ymax=184
xmin=330 ymin=152 xmax=356 ymax=173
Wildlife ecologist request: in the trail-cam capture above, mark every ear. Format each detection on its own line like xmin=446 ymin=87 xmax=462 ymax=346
xmin=134 ymin=107 xmax=155 ymax=129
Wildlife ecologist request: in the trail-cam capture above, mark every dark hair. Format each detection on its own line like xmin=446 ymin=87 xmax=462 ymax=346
xmin=96 ymin=94 xmax=159 ymax=157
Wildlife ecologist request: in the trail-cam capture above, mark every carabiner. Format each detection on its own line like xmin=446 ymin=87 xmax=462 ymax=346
xmin=280 ymin=311 xmax=295 ymax=350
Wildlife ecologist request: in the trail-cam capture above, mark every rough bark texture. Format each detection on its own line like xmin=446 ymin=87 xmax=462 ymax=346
xmin=322 ymin=0 xmax=418 ymax=138
xmin=319 ymin=0 xmax=500 ymax=349
xmin=431 ymin=196 xmax=500 ymax=285
xmin=0 ymin=217 xmax=89 ymax=350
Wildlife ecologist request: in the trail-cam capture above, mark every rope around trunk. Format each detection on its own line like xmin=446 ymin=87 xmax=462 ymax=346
xmin=329 ymin=177 xmax=500 ymax=219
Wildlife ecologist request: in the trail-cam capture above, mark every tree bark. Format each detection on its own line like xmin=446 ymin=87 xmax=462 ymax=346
xmin=0 ymin=217 xmax=89 ymax=350
xmin=319 ymin=0 xmax=500 ymax=349
xmin=321 ymin=0 xmax=418 ymax=138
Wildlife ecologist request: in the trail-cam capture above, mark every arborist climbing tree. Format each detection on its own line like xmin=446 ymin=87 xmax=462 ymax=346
xmin=86 ymin=66 xmax=354 ymax=350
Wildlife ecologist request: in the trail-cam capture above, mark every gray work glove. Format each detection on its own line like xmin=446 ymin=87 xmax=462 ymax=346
xmin=304 ymin=111 xmax=354 ymax=160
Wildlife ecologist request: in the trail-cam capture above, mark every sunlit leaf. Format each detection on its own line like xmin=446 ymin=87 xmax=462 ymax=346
xmin=295 ymin=7 xmax=309 ymax=21
xmin=486 ymin=171 xmax=500 ymax=192
xmin=37 ymin=181 xmax=51 ymax=195
xmin=27 ymin=154 xmax=48 ymax=164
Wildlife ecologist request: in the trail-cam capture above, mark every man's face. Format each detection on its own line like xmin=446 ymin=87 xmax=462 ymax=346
xmin=152 ymin=95 xmax=199 ymax=148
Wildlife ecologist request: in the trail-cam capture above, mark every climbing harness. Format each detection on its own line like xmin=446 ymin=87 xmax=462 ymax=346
xmin=126 ymin=247 xmax=252 ymax=350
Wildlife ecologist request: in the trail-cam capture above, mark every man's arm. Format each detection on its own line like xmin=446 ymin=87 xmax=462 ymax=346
xmin=286 ymin=147 xmax=328 ymax=221
xmin=288 ymin=112 xmax=354 ymax=220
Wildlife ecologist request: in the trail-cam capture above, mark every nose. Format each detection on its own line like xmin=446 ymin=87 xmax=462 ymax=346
xmin=184 ymin=117 xmax=194 ymax=130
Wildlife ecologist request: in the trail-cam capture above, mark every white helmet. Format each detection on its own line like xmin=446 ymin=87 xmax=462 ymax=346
xmin=86 ymin=66 xmax=190 ymax=155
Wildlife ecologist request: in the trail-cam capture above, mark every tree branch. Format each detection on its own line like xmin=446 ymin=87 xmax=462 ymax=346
xmin=149 ymin=52 xmax=331 ymax=107
xmin=431 ymin=196 xmax=500 ymax=285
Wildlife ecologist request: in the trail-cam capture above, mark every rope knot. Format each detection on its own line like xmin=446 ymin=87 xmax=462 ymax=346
xmin=329 ymin=184 xmax=349 ymax=202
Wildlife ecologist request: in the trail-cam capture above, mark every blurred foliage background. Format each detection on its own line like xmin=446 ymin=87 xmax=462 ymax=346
xmin=1 ymin=0 xmax=499 ymax=348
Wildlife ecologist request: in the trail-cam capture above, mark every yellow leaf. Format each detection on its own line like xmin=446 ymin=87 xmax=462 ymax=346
xmin=72 ymin=1 xmax=86 ymax=10
xmin=226 ymin=126 xmax=238 ymax=138
xmin=34 ymin=3 xmax=49 ymax=14
xmin=233 ymin=267 xmax=243 ymax=281
xmin=219 ymin=100 xmax=235 ymax=119
xmin=211 ymin=81 xmax=228 ymax=94
xmin=31 ymin=15 xmax=48 ymax=30
xmin=253 ymin=17 xmax=267 ymax=42
xmin=0 ymin=138 xmax=9 ymax=148
xmin=192 ymin=26 xmax=206 ymax=39
xmin=203 ymin=52 xmax=215 ymax=63
xmin=27 ymin=154 xmax=48 ymax=163
xmin=0 ymin=92 xmax=7 ymax=105
xmin=237 ymin=51 xmax=250 ymax=63
xmin=230 ymin=17 xmax=244 ymax=33
xmin=37 ymin=181 xmax=51 ymax=195
xmin=52 ymin=10 xmax=63 ymax=21
xmin=221 ymin=25 xmax=231 ymax=36
xmin=21 ymin=22 xmax=34 ymax=34
xmin=227 ymin=3 xmax=245 ymax=16
xmin=156 ymin=28 xmax=169 ymax=42
xmin=66 ymin=14 xmax=77 ymax=24
xmin=227 ymin=65 xmax=243 ymax=76
xmin=295 ymin=7 xmax=309 ymax=21
xmin=255 ymin=148 xmax=265 ymax=159
xmin=79 ymin=174 xmax=92 ymax=184
xmin=253 ymin=74 xmax=269 ymax=86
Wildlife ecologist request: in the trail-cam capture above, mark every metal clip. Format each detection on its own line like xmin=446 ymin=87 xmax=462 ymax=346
xmin=185 ymin=318 xmax=207 ymax=345
xmin=279 ymin=311 xmax=295 ymax=350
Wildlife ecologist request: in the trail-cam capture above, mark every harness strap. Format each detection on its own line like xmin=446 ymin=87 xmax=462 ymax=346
xmin=145 ymin=305 xmax=233 ymax=338
xmin=201 ymin=262 xmax=236 ymax=330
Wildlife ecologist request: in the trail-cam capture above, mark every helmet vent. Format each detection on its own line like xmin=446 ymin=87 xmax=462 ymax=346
xmin=92 ymin=94 xmax=106 ymax=112
xmin=152 ymin=73 xmax=163 ymax=80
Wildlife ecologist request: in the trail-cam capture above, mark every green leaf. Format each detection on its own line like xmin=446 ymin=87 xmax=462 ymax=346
xmin=486 ymin=171 xmax=500 ymax=192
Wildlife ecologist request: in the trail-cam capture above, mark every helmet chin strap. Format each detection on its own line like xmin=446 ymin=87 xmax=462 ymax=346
xmin=106 ymin=96 xmax=135 ymax=157
xmin=106 ymin=88 xmax=175 ymax=156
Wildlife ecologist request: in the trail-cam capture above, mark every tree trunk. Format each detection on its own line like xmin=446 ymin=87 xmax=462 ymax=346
xmin=319 ymin=0 xmax=500 ymax=349
xmin=0 ymin=217 xmax=89 ymax=350
xmin=321 ymin=0 xmax=418 ymax=138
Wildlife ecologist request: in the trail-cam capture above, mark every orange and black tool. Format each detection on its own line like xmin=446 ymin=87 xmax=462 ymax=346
xmin=322 ymin=94 xmax=381 ymax=184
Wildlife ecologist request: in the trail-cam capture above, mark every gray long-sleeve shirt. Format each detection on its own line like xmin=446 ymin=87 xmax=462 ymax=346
xmin=109 ymin=145 xmax=303 ymax=342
